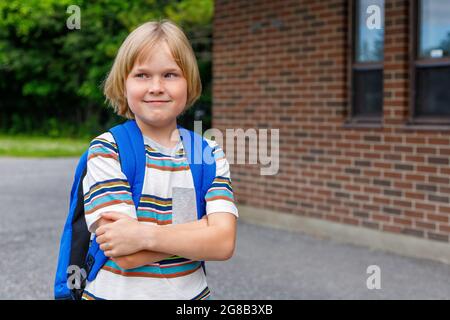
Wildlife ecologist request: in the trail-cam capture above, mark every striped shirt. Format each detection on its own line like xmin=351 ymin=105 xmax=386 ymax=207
xmin=81 ymin=131 xmax=238 ymax=300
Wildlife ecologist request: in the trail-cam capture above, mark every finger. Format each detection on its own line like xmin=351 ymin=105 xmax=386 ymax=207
xmin=105 ymin=250 xmax=117 ymax=258
xmin=100 ymin=243 xmax=113 ymax=253
xmin=96 ymin=235 xmax=105 ymax=245
xmin=96 ymin=226 xmax=106 ymax=237
xmin=101 ymin=211 xmax=130 ymax=221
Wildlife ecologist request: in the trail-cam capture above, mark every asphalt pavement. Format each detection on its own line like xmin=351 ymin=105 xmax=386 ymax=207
xmin=0 ymin=157 xmax=449 ymax=300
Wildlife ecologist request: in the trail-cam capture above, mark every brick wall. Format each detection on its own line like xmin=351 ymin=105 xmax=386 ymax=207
xmin=212 ymin=0 xmax=450 ymax=243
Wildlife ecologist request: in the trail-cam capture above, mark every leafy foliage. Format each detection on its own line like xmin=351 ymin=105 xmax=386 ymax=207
xmin=0 ymin=0 xmax=213 ymax=138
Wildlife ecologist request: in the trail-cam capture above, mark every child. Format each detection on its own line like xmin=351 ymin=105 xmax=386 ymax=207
xmin=81 ymin=19 xmax=238 ymax=300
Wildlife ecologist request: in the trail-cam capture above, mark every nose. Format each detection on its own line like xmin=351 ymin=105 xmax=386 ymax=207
xmin=148 ymin=77 xmax=164 ymax=95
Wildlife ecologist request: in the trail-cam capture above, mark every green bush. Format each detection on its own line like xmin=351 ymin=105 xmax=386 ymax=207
xmin=0 ymin=0 xmax=213 ymax=138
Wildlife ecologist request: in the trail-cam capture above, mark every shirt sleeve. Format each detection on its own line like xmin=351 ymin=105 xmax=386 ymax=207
xmin=82 ymin=132 xmax=137 ymax=233
xmin=204 ymin=139 xmax=239 ymax=218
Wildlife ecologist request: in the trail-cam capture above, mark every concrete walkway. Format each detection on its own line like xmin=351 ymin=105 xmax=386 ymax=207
xmin=0 ymin=157 xmax=449 ymax=299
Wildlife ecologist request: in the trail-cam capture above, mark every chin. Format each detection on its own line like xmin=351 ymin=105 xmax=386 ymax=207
xmin=139 ymin=116 xmax=176 ymax=128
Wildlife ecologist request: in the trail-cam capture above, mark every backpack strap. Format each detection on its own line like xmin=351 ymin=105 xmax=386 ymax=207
xmin=198 ymin=137 xmax=216 ymax=275
xmin=110 ymin=120 xmax=146 ymax=206
xmin=85 ymin=120 xmax=145 ymax=282
xmin=178 ymin=125 xmax=216 ymax=275
xmin=201 ymin=138 xmax=216 ymax=212
xmin=177 ymin=125 xmax=215 ymax=219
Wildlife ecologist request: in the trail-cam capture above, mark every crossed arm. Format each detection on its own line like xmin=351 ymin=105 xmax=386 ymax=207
xmin=94 ymin=211 xmax=237 ymax=270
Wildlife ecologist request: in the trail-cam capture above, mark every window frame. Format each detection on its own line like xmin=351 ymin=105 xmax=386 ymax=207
xmin=409 ymin=0 xmax=450 ymax=125
xmin=346 ymin=0 xmax=384 ymax=125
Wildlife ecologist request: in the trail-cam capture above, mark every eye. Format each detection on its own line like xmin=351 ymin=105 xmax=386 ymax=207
xmin=165 ymin=72 xmax=178 ymax=78
xmin=135 ymin=73 xmax=148 ymax=78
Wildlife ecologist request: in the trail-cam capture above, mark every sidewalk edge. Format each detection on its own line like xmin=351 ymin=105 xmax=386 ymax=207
xmin=237 ymin=204 xmax=450 ymax=265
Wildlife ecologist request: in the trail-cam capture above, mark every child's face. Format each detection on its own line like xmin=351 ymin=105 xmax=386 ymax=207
xmin=125 ymin=41 xmax=187 ymax=130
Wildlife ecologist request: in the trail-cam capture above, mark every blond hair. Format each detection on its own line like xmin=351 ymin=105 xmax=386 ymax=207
xmin=103 ymin=19 xmax=202 ymax=118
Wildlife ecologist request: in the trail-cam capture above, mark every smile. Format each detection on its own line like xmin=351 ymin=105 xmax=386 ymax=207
xmin=143 ymin=100 xmax=171 ymax=105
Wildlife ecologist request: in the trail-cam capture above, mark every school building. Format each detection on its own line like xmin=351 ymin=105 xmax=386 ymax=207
xmin=211 ymin=0 xmax=450 ymax=263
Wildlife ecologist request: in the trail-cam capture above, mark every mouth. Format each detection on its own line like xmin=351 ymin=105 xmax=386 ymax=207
xmin=142 ymin=100 xmax=171 ymax=106
xmin=143 ymin=100 xmax=171 ymax=103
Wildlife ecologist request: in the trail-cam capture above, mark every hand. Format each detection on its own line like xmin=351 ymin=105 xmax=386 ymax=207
xmin=95 ymin=212 xmax=150 ymax=258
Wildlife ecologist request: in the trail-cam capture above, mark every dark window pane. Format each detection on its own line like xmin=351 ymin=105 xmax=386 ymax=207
xmin=353 ymin=69 xmax=383 ymax=117
xmin=355 ymin=0 xmax=385 ymax=62
xmin=416 ymin=66 xmax=450 ymax=116
xmin=419 ymin=0 xmax=450 ymax=59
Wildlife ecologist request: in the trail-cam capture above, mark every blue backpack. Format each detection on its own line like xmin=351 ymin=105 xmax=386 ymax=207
xmin=54 ymin=120 xmax=216 ymax=300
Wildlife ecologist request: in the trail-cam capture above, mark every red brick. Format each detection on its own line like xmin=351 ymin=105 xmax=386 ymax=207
xmin=214 ymin=0 xmax=450 ymax=244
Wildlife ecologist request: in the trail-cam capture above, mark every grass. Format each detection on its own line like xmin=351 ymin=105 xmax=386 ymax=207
xmin=0 ymin=135 xmax=91 ymax=157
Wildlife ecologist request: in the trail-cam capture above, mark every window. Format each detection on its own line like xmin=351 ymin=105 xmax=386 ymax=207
xmin=411 ymin=0 xmax=450 ymax=123
xmin=348 ymin=0 xmax=385 ymax=123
